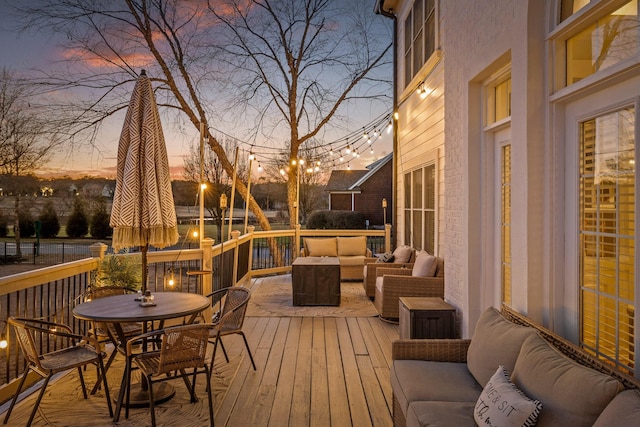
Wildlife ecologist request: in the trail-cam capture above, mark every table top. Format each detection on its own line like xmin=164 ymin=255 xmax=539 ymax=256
xmin=293 ymin=256 xmax=340 ymax=266
xmin=399 ymin=297 xmax=454 ymax=311
xmin=73 ymin=292 xmax=210 ymax=323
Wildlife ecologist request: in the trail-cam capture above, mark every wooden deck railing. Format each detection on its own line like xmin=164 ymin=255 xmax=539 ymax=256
xmin=0 ymin=225 xmax=390 ymax=402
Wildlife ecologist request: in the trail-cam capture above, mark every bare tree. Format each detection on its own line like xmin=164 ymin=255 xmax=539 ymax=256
xmin=0 ymin=68 xmax=61 ymax=256
xmin=208 ymin=0 xmax=392 ymax=227
xmin=9 ymin=0 xmax=391 ymax=231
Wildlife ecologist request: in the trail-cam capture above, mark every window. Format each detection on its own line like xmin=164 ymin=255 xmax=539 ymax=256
xmin=404 ymin=0 xmax=436 ymax=88
xmin=565 ymin=1 xmax=639 ymax=86
xmin=404 ymin=163 xmax=436 ymax=253
xmin=561 ymin=0 xmax=591 ymax=22
xmin=486 ymin=76 xmax=512 ymax=126
xmin=501 ymin=144 xmax=512 ymax=306
xmin=579 ymin=106 xmax=635 ymax=374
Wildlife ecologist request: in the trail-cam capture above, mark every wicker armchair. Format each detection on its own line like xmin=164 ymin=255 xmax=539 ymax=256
xmin=373 ymin=257 xmax=445 ymax=320
xmin=3 ymin=317 xmax=113 ymax=427
xmin=116 ymin=323 xmax=215 ymax=426
xmin=363 ymin=246 xmax=417 ymax=298
xmin=206 ymin=286 xmax=256 ymax=372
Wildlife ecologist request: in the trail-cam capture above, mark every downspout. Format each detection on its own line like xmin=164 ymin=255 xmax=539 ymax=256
xmin=374 ymin=0 xmax=397 ymax=235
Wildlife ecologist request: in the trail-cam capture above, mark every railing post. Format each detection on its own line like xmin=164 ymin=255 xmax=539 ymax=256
xmin=385 ymin=224 xmax=392 ymax=253
xmin=231 ymin=230 xmax=240 ymax=286
xmin=89 ymin=242 xmax=108 ymax=260
xmin=200 ymin=237 xmax=214 ymax=297
xmin=247 ymin=226 xmax=255 ymax=278
xmin=295 ymin=223 xmax=301 ymax=258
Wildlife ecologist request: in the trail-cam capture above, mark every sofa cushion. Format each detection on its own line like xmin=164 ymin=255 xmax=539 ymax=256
xmin=411 ymin=250 xmax=437 ymax=277
xmin=305 ymin=238 xmax=337 ymax=257
xmin=375 ymin=276 xmax=383 ymax=293
xmin=337 ymin=236 xmax=367 ymax=256
xmin=393 ymin=245 xmax=414 ymax=263
xmin=467 ymin=308 xmax=537 ymax=387
xmin=390 ymin=360 xmax=483 ymax=416
xmin=474 ymin=366 xmax=542 ymax=427
xmin=593 ymin=389 xmax=640 ymax=427
xmin=406 ymin=401 xmax=476 ymax=427
xmin=339 ymin=255 xmax=366 ymax=266
xmin=511 ymin=333 xmax=624 ymax=427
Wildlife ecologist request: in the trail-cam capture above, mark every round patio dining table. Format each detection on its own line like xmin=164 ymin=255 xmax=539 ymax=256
xmin=73 ymin=291 xmax=210 ymax=420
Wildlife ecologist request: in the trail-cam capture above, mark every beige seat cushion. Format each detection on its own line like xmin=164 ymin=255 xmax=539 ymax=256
xmin=512 ymin=333 xmax=624 ymax=427
xmin=466 ymin=308 xmax=537 ymax=387
xmin=305 ymin=238 xmax=337 ymax=257
xmin=339 ymin=255 xmax=366 ymax=266
xmin=406 ymin=401 xmax=477 ymax=427
xmin=337 ymin=236 xmax=367 ymax=256
xmin=390 ymin=360 xmax=483 ymax=417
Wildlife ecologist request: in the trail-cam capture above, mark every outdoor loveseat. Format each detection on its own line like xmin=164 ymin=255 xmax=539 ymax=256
xmin=300 ymin=236 xmax=374 ymax=281
xmin=390 ymin=305 xmax=640 ymax=427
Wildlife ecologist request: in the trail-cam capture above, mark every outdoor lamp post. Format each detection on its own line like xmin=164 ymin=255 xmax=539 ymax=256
xmin=382 ymin=198 xmax=387 ymax=224
xmin=219 ymin=193 xmax=227 ymax=288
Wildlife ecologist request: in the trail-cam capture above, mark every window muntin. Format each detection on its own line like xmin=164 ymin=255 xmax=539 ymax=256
xmin=579 ymin=106 xmax=635 ymax=374
xmin=404 ymin=164 xmax=436 ymax=253
xmin=404 ymin=0 xmax=436 ymax=88
xmin=566 ymin=1 xmax=639 ymax=86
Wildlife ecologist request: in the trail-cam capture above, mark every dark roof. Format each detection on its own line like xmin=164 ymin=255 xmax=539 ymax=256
xmin=325 ymin=153 xmax=393 ymax=192
xmin=325 ymin=170 xmax=369 ymax=191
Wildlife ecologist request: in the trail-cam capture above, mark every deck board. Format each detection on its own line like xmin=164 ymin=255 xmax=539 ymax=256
xmin=1 ymin=276 xmax=399 ymax=426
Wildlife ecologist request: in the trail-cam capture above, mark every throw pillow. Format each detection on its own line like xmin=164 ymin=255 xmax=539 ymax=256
xmin=336 ymin=236 xmax=367 ymax=256
xmin=511 ymin=333 xmax=623 ymax=427
xmin=305 ymin=238 xmax=338 ymax=257
xmin=392 ymin=245 xmax=413 ymax=263
xmin=411 ymin=250 xmax=437 ymax=277
xmin=466 ymin=308 xmax=537 ymax=387
xmin=376 ymin=252 xmax=395 ymax=263
xmin=474 ymin=366 xmax=542 ymax=427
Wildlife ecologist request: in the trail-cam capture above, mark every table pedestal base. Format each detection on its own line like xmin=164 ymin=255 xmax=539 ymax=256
xmin=115 ymin=382 xmax=175 ymax=408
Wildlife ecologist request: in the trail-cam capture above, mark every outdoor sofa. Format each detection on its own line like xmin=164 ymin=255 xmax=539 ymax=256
xmin=300 ymin=236 xmax=374 ymax=281
xmin=391 ymin=305 xmax=640 ymax=427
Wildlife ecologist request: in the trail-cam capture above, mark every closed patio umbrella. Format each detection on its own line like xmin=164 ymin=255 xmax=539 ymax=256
xmin=110 ymin=70 xmax=179 ymax=292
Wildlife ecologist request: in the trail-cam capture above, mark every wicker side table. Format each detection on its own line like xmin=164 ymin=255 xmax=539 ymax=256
xmin=399 ymin=297 xmax=456 ymax=339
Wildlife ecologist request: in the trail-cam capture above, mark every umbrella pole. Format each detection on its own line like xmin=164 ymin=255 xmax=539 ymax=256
xmin=141 ymin=244 xmax=148 ymax=293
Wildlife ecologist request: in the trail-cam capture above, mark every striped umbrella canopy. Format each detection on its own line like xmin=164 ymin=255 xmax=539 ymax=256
xmin=110 ymin=70 xmax=179 ymax=291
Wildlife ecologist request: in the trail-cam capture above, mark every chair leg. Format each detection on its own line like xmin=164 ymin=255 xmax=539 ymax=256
xmin=218 ymin=337 xmax=230 ymax=363
xmin=97 ymin=357 xmax=113 ymax=417
xmin=3 ymin=367 xmax=30 ymax=425
xmin=205 ymin=366 xmax=214 ymax=427
xmin=114 ymin=356 xmax=131 ymax=422
xmin=147 ymin=376 xmax=157 ymax=427
xmin=77 ymin=366 xmax=88 ymax=399
xmin=240 ymin=332 xmax=257 ymax=371
xmin=26 ymin=373 xmax=52 ymax=427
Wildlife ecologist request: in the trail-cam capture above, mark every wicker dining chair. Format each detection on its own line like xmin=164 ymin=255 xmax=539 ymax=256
xmin=2 ymin=317 xmax=113 ymax=427
xmin=206 ymin=287 xmax=256 ymax=372
xmin=116 ymin=323 xmax=215 ymax=427
xmin=82 ymin=285 xmax=143 ymax=393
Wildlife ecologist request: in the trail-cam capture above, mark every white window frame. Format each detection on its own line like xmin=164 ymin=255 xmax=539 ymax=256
xmin=403 ymin=155 xmax=439 ymax=254
xmin=402 ymin=0 xmax=438 ymax=90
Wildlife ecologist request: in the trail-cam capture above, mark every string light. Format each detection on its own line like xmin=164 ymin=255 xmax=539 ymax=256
xmin=387 ymin=121 xmax=393 ymax=133
xmin=258 ymin=163 xmax=263 ymax=172
xmin=345 ymin=145 xmax=351 ymax=154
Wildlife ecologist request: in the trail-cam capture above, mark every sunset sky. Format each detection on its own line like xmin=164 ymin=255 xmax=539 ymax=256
xmin=0 ymin=2 xmax=393 ymax=180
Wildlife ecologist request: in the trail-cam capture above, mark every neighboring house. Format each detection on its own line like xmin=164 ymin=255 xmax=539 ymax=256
xmin=325 ymin=152 xmax=393 ymax=227
xmin=376 ymin=0 xmax=640 ymax=377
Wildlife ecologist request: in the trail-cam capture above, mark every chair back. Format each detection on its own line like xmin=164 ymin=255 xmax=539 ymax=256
xmin=218 ymin=287 xmax=251 ymax=332
xmin=156 ymin=323 xmax=212 ymax=375
xmin=8 ymin=317 xmax=41 ymax=368
xmin=84 ymin=285 xmax=131 ymax=301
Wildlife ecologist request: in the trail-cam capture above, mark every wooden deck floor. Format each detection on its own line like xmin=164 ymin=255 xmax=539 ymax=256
xmin=1 ymin=277 xmax=398 ymax=426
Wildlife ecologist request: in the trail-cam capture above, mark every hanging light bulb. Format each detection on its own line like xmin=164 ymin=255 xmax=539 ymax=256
xmin=370 ymin=147 xmax=374 ymax=154
xmin=258 ymin=163 xmax=263 ymax=172
xmin=346 ymin=145 xmax=351 ymax=154
xmin=339 ymin=154 xmax=344 ymax=162
xmin=353 ymin=149 xmax=358 ymax=158
xmin=315 ymin=165 xmax=320 ymax=172
xmin=249 ymin=151 xmax=255 ymax=161
xmin=167 ymin=268 xmax=175 ymax=287
xmin=373 ymin=129 xmax=378 ymax=137
xmin=280 ymin=168 xmax=286 ymax=176
xmin=362 ymin=128 xmax=368 ymax=139
xmin=387 ymin=120 xmax=393 ymax=134
xmin=291 ymin=158 xmax=297 ymax=166
xmin=299 ymin=159 xmax=305 ymax=165
xmin=394 ymin=111 xmax=399 ymax=120
xmin=347 ymin=162 xmax=351 ymax=170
